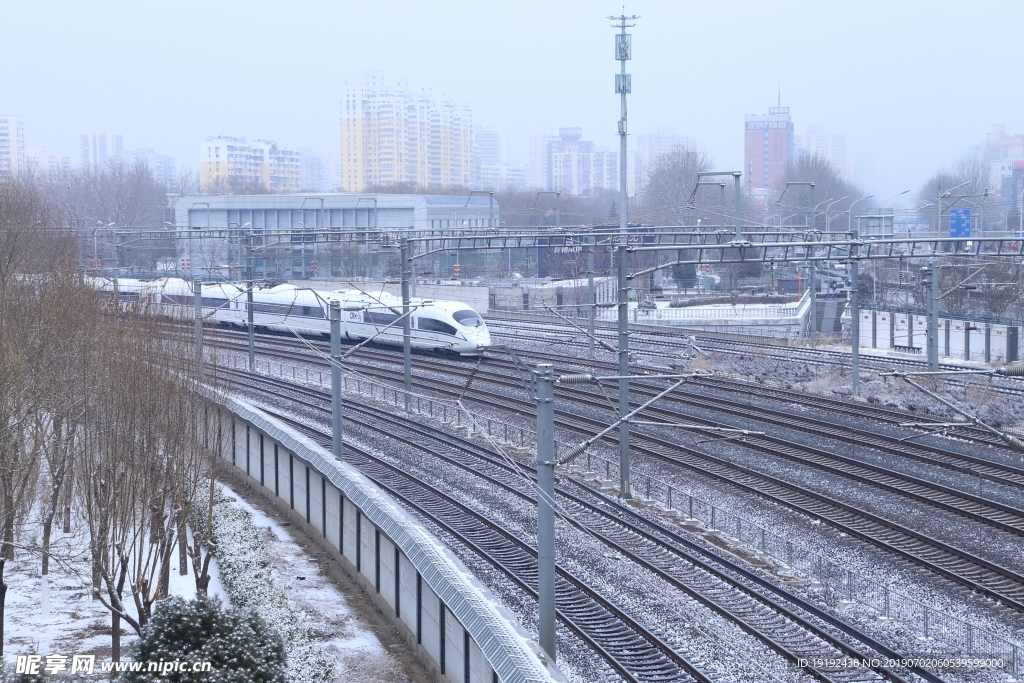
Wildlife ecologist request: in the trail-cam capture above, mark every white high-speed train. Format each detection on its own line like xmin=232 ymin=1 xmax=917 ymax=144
xmin=98 ymin=277 xmax=491 ymax=356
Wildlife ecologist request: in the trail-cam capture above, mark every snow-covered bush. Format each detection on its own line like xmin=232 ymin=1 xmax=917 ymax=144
xmin=120 ymin=595 xmax=285 ymax=683
xmin=210 ymin=495 xmax=332 ymax=683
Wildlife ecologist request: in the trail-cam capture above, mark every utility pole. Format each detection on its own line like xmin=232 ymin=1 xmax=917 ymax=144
xmin=808 ymin=264 xmax=817 ymax=349
xmin=330 ymin=300 xmax=344 ymax=458
xmin=193 ymin=277 xmax=203 ymax=372
xmin=610 ymin=11 xmax=638 ymax=237
xmin=400 ymin=238 xmax=412 ymax=412
xmin=246 ymin=229 xmax=255 ymax=371
xmin=588 ymin=232 xmax=596 ymax=359
xmin=534 ymin=364 xmax=556 ymax=662
xmin=924 ymin=260 xmax=939 ymax=371
xmin=733 ymin=172 xmax=742 ymax=239
xmin=849 ymin=230 xmax=861 ymax=395
xmin=616 ymin=244 xmax=631 ymax=498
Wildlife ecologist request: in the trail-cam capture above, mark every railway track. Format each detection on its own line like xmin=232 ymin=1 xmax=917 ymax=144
xmin=200 ymin=329 xmax=1024 ymax=617
xmin=220 ymin=367 xmax=930 ymax=683
xmin=485 ymin=316 xmax=1024 ymax=399
xmin=204 ymin=330 xmax=1024 ymax=537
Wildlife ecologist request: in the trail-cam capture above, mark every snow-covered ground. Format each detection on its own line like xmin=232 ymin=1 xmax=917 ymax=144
xmin=214 ymin=484 xmax=423 ymax=682
xmin=2 ymin=481 xmax=426 ymax=683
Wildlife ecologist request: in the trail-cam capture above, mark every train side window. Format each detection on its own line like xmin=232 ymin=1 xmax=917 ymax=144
xmin=419 ymin=317 xmax=457 ymax=336
xmin=366 ymin=311 xmax=399 ymax=326
xmin=302 ymin=306 xmax=324 ymax=318
xmin=252 ymin=302 xmax=291 ymax=315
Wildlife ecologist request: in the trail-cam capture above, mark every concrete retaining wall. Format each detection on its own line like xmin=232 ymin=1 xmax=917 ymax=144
xmin=857 ymin=309 xmax=1020 ymax=363
xmin=210 ymin=393 xmax=563 ymax=683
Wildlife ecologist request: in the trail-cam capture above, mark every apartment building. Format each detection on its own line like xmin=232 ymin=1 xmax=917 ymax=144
xmin=0 ymin=116 xmax=26 ymax=175
xmin=340 ymin=72 xmax=472 ymax=191
xmin=200 ymin=136 xmax=301 ymax=193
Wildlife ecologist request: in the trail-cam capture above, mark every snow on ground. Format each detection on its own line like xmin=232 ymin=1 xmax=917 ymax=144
xmin=2 ymin=482 xmax=427 ymax=683
xmin=216 ymin=483 xmax=428 ymax=683
xmin=1 ymin=518 xmax=227 ymax=667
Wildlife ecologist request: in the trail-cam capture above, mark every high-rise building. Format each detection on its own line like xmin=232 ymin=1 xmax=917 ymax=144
xmin=26 ymin=148 xmax=71 ymax=177
xmin=0 ymin=116 xmax=26 ymax=175
xmin=473 ymin=126 xmax=503 ymax=190
xmin=744 ymin=106 xmax=794 ymax=195
xmin=985 ymin=124 xmax=1024 ymax=196
xmin=472 ymin=127 xmax=527 ymax=192
xmin=636 ymin=127 xmax=695 ymax=178
xmin=340 ymin=72 xmax=472 ymax=191
xmin=80 ymin=130 xmax=123 ymax=171
xmin=830 ymin=134 xmax=848 ymax=179
xmin=200 ymin=136 xmax=301 ymax=193
xmin=529 ymin=129 xmax=561 ymax=190
xmin=531 ymin=127 xmax=617 ymax=196
xmin=794 ymin=124 xmax=849 ymax=178
xmin=117 ymin=147 xmax=177 ymax=187
xmin=297 ymin=148 xmax=340 ymax=192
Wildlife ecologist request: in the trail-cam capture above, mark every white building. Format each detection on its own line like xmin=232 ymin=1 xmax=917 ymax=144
xmin=530 ymin=127 xmax=617 ymax=196
xmin=117 ymin=147 xmax=177 ymax=187
xmin=340 ymin=72 xmax=472 ymax=191
xmin=26 ymin=148 xmax=71 ymax=177
xmin=200 ymin=136 xmax=302 ymax=193
xmin=795 ymin=124 xmax=849 ymax=179
xmin=636 ymin=127 xmax=694 ymax=180
xmin=80 ymin=130 xmax=123 ymax=171
xmin=297 ymin=147 xmax=340 ymax=193
xmin=171 ymin=192 xmax=499 ymax=279
xmin=0 ymin=116 xmax=26 ymax=175
xmin=473 ymin=127 xmax=527 ymax=192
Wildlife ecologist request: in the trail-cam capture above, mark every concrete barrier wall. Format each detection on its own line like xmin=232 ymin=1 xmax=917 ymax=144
xmin=211 ymin=393 xmax=563 ymax=683
xmin=489 ymin=309 xmax=795 ymax=346
xmin=858 ymin=309 xmax=1020 ymax=363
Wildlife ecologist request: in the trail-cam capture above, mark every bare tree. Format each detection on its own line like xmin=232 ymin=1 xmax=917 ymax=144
xmin=779 ymin=155 xmax=870 ymax=229
xmin=637 ymin=146 xmax=716 ymax=226
xmin=917 ymin=153 xmax=992 ymax=233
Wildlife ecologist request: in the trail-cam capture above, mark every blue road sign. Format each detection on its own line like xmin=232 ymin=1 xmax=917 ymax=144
xmin=950 ymin=209 xmax=971 ymax=238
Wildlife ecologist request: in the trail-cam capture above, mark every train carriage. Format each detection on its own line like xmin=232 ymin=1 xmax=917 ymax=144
xmin=93 ymin=277 xmax=490 ymax=356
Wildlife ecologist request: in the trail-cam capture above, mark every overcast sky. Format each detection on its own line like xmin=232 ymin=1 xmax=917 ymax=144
xmin=3 ymin=0 xmax=1022 ymax=205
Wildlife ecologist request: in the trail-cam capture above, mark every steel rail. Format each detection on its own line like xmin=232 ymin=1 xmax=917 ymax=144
xmin=220 ymin=369 xmax=921 ymax=683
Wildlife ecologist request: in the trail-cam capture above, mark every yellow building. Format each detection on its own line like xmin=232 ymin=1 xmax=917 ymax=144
xmin=200 ymin=136 xmax=301 ymax=193
xmin=340 ymin=73 xmax=472 ymax=192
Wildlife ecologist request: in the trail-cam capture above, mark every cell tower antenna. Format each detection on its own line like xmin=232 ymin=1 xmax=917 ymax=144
xmin=608 ymin=9 xmax=639 ymax=238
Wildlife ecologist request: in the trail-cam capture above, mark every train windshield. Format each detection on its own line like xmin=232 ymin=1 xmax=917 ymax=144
xmin=453 ymin=309 xmax=484 ymax=328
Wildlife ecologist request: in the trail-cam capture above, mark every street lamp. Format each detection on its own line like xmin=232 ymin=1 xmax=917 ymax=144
xmin=846 ymin=194 xmax=874 ymax=233
xmin=882 ymin=190 xmax=909 ymax=241
xmin=935 ymin=181 xmax=969 ymax=237
xmin=883 ymin=189 xmax=910 ymax=209
xmin=823 ymin=196 xmax=848 ymax=231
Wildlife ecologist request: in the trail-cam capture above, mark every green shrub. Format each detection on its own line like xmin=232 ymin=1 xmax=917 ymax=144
xmin=119 ymin=595 xmax=285 ymax=683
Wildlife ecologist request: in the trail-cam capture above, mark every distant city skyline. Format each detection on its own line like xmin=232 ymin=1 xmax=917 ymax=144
xmin=4 ymin=0 xmax=1024 ymax=206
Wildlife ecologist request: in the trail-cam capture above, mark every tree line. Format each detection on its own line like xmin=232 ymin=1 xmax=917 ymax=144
xmin=0 ymin=177 xmax=217 ymax=663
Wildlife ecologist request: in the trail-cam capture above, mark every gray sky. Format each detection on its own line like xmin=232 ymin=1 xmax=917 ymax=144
xmin=4 ymin=0 xmax=1022 ymax=206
